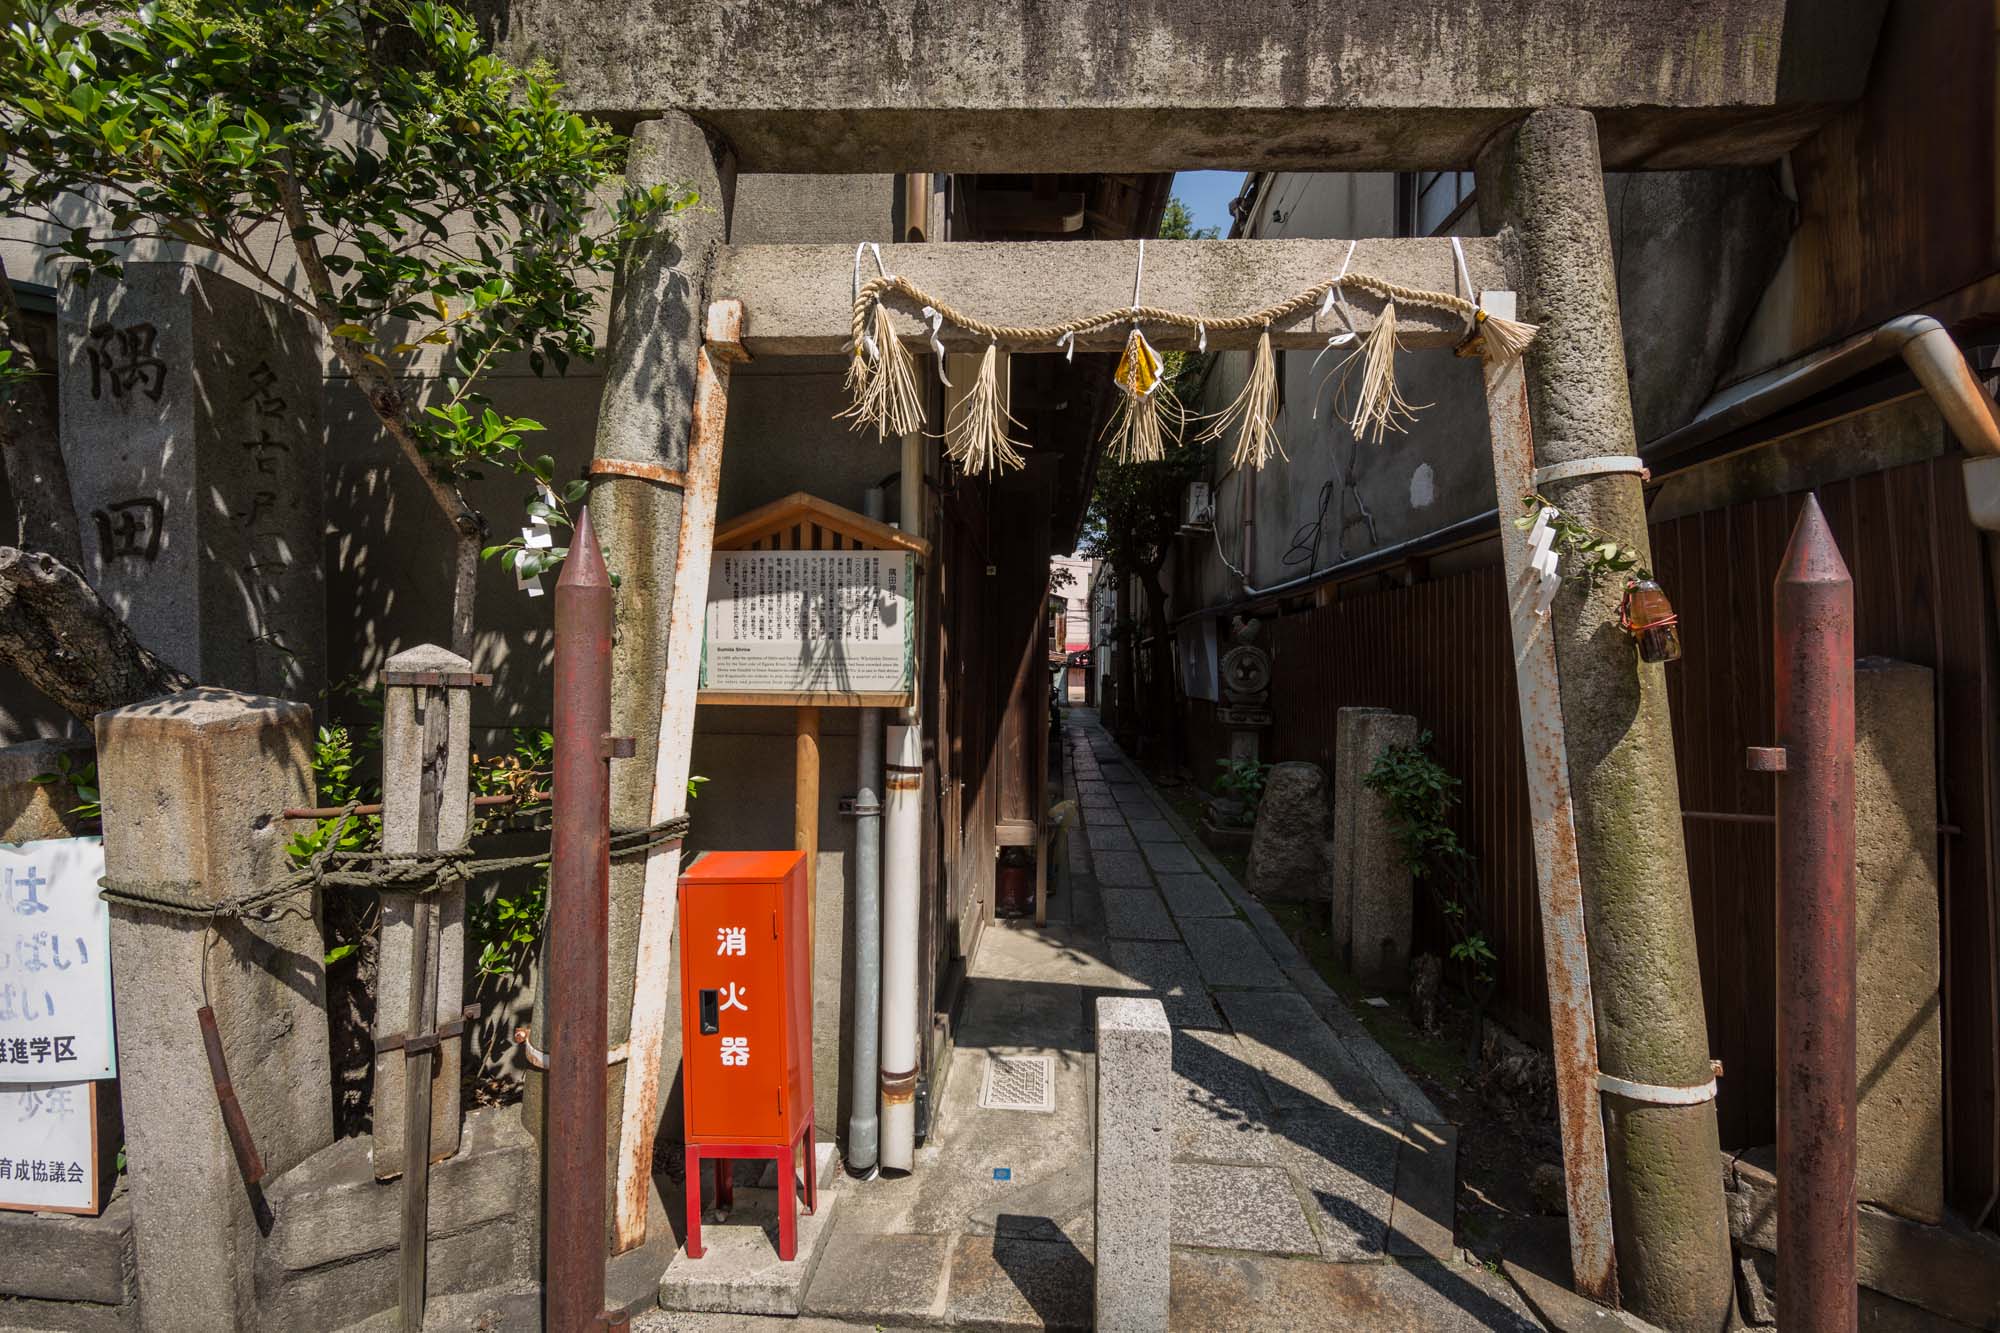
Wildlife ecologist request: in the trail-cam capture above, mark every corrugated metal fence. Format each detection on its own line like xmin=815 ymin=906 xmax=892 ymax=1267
xmin=1185 ymin=453 xmax=1998 ymax=1220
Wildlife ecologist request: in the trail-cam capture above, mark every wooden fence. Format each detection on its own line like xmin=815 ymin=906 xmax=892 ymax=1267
xmin=1182 ymin=452 xmax=1999 ymax=1221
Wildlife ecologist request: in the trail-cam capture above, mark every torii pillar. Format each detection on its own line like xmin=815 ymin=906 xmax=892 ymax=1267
xmin=525 ymin=111 xmax=738 ymax=1258
xmin=1478 ymin=108 xmax=1737 ymax=1330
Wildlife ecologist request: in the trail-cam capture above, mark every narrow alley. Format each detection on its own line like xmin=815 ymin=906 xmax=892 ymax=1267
xmin=643 ymin=711 xmax=1544 ymax=1331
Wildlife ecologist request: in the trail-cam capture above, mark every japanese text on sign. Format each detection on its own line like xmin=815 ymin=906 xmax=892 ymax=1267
xmin=0 ymin=840 xmax=115 ymax=1082
xmin=701 ymin=551 xmax=913 ymax=695
xmin=714 ymin=925 xmax=751 ymax=1070
xmin=0 ymin=1082 xmax=96 ymax=1213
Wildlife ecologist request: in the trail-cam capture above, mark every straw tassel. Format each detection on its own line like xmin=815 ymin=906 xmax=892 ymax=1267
xmin=838 ymin=300 xmax=924 ymax=440
xmin=1458 ymin=306 xmax=1540 ymax=361
xmin=944 ymin=342 xmax=1027 ymax=476
xmin=1103 ymin=325 xmax=1181 ymax=464
xmin=1345 ymin=301 xmax=1423 ymax=444
xmin=1197 ymin=325 xmax=1285 ymax=469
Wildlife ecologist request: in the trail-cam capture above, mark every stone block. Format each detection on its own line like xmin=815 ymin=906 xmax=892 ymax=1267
xmin=1094 ymin=997 xmax=1170 ymax=1332
xmin=1184 ymin=920 xmax=1284 ymax=990
xmin=1278 ymin=1110 xmax=1399 ymax=1260
xmin=1386 ymin=1122 xmax=1458 ymax=1261
xmin=1169 ymin=1250 xmax=1542 ymax=1333
xmin=1727 ymin=1148 xmax=2000 ymax=1331
xmin=59 ymin=263 xmax=324 ymax=701
xmin=1328 ymin=708 xmax=1386 ymax=961
xmin=801 ymin=1229 xmax=950 ymax=1323
xmin=96 ymin=688 xmax=330 ymax=1331
xmin=1169 ymin=1029 xmax=1279 ymax=1163
xmin=0 ymin=1185 xmax=133 ymax=1305
xmin=0 ymin=739 xmax=96 ymax=843
xmin=1138 ymin=840 xmax=1201 ymax=875
xmin=946 ymin=1232 xmax=1094 ymax=1331
xmin=1093 ymin=850 xmax=1152 ymax=888
xmin=1246 ymin=761 xmax=1330 ymax=902
xmin=1106 ymin=942 xmax=1220 ymax=1028
xmin=1157 ymin=872 xmax=1235 ymax=919
xmin=372 ymin=646 xmax=474 ymax=1179
xmin=1333 ymin=710 xmax=1420 ymax=985
xmin=1853 ymin=658 xmax=1943 ymax=1223
xmin=1099 ymin=889 xmax=1178 ymax=941
xmin=1170 ymin=1162 xmax=1317 ymax=1255
xmin=657 ymin=1180 xmax=844 ymax=1316
xmin=262 ymin=1105 xmax=531 ymax=1276
xmin=1214 ymin=990 xmax=1374 ymax=1111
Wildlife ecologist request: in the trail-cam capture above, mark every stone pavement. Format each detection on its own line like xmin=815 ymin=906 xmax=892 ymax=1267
xmin=650 ymin=709 xmax=1541 ymax=1331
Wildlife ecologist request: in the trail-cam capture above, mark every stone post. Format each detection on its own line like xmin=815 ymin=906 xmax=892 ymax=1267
xmin=1477 ymin=108 xmax=1736 ymax=1329
xmin=1853 ymin=658 xmax=1943 ymax=1223
xmin=1094 ymin=997 xmax=1171 ymax=1333
xmin=58 ymin=264 xmax=325 ymax=703
xmin=96 ymin=688 xmax=330 ymax=1330
xmin=1335 ymin=710 xmax=1420 ymax=987
xmin=1328 ymin=706 xmax=1387 ymax=966
xmin=0 ymin=738 xmax=95 ymax=843
xmin=525 ymin=113 xmax=736 ymax=1198
xmin=372 ymin=646 xmax=475 ymax=1177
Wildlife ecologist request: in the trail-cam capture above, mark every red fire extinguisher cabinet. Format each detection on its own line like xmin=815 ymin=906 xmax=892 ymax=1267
xmin=677 ymin=850 xmax=816 ymax=1259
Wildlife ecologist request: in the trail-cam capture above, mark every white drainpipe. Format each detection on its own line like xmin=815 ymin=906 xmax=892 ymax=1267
xmin=880 ymin=427 xmax=927 ymax=1172
xmin=848 ymin=489 xmax=886 ymax=1175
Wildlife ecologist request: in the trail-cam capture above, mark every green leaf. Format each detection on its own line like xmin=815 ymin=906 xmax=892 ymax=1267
xmin=331 ymin=323 xmax=372 ymax=342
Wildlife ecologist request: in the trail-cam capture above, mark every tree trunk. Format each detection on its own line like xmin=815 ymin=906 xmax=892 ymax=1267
xmin=1113 ymin=614 xmax=1139 ymax=749
xmin=0 ymin=254 xmax=82 ymax=566
xmin=1138 ymin=565 xmax=1177 ymax=762
xmin=0 ymin=546 xmax=192 ymax=719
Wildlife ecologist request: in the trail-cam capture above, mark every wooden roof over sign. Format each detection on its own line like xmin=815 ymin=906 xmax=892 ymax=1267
xmin=713 ymin=491 xmax=931 ymax=559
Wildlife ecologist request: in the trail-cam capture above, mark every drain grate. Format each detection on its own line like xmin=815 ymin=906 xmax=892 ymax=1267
xmin=980 ymin=1053 xmax=1056 ymax=1113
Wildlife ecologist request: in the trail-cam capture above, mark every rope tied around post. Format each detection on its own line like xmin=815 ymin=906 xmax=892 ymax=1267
xmin=95 ymin=806 xmax=693 ymax=921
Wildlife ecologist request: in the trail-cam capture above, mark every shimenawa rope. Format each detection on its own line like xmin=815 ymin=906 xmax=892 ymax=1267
xmin=840 ymin=264 xmax=1537 ymax=475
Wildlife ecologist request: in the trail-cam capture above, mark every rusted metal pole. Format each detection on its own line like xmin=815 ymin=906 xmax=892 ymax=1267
xmin=1759 ymin=495 xmax=1857 ymax=1333
xmin=196 ymin=1005 xmax=264 ymax=1188
xmin=547 ymin=507 xmax=619 ymax=1332
xmin=1480 ymin=348 xmax=1618 ymax=1302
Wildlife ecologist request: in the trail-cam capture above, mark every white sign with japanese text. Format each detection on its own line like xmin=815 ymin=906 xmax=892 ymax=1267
xmin=701 ymin=551 xmax=913 ymax=696
xmin=0 ymin=1081 xmax=98 ymax=1213
xmin=0 ymin=839 xmax=115 ymax=1082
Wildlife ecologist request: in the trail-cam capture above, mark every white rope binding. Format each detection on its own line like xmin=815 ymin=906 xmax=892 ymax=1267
xmin=1596 ymin=1069 xmax=1720 ymax=1106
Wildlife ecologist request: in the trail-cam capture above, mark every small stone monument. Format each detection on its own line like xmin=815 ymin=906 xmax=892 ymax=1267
xmin=1215 ymin=615 xmax=1273 ymax=762
xmin=60 ymin=263 xmax=324 ymax=702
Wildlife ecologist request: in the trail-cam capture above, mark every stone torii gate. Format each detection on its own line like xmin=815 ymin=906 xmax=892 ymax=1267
xmin=515 ymin=5 xmax=1888 ymax=1328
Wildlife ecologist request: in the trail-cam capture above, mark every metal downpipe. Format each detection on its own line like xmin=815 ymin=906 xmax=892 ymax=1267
xmin=847 ymin=490 xmax=886 ymax=1175
xmin=880 ymin=428 xmax=927 ymax=1174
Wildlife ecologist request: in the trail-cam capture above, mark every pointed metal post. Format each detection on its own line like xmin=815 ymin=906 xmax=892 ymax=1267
xmin=1752 ymin=495 xmax=1857 ymax=1333
xmin=547 ymin=508 xmax=622 ymax=1332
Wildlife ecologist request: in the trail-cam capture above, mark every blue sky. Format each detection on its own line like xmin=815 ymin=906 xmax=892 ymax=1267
xmin=1170 ymin=170 xmax=1249 ymax=237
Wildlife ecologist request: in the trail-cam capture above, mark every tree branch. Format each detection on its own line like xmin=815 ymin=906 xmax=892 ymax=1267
xmin=0 ymin=546 xmax=192 ymax=720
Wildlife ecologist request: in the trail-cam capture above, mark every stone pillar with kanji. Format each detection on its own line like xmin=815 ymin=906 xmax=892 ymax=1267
xmin=59 ymin=262 xmax=325 ymax=702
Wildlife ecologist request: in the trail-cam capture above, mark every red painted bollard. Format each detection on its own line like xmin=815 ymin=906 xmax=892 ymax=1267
xmin=547 ymin=507 xmax=623 ymax=1332
xmin=1752 ymin=494 xmax=1856 ymax=1333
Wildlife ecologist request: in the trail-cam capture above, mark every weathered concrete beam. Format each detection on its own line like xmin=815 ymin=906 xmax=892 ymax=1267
xmin=496 ymin=0 xmax=1886 ymax=171
xmin=713 ymin=238 xmax=1507 ymax=357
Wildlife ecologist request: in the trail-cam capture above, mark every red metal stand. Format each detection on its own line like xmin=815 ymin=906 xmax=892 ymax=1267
xmin=682 ymin=1116 xmax=817 ymax=1261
